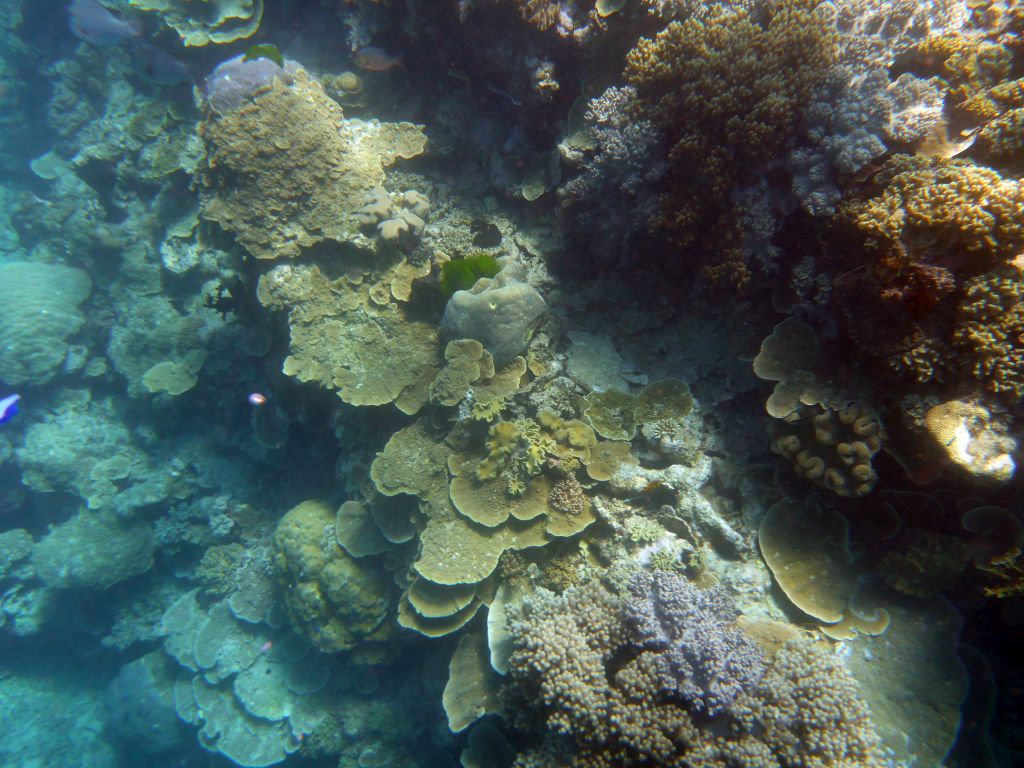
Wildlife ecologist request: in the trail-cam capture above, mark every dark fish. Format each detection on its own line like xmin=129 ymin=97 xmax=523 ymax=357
xmin=69 ymin=0 xmax=143 ymax=46
xmin=131 ymin=42 xmax=192 ymax=85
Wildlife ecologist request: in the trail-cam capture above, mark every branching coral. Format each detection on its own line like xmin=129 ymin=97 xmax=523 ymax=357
xmin=953 ymin=267 xmax=1024 ymax=400
xmin=834 ymin=154 xmax=1024 ymax=382
xmin=624 ymin=0 xmax=835 ymax=285
xmin=506 ymin=575 xmax=886 ymax=767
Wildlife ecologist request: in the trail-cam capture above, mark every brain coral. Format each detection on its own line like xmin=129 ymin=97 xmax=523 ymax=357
xmin=0 ymin=261 xmax=92 ymax=385
xmin=199 ymin=66 xmax=426 ymax=260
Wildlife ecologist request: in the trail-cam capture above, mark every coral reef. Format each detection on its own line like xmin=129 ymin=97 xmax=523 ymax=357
xmin=272 ymin=500 xmax=394 ymax=657
xmin=199 ymin=64 xmax=426 ymax=260
xmin=129 ymin=0 xmax=264 ymax=46
xmin=624 ymin=0 xmax=835 ymax=284
xmin=506 ymin=575 xmax=886 ymax=767
xmin=0 ymin=261 xmax=92 ymax=385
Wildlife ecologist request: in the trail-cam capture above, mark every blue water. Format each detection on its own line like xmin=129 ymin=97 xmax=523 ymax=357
xmin=1 ymin=1 xmax=1022 ymax=767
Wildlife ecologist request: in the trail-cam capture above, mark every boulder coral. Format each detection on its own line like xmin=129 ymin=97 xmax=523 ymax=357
xmin=272 ymin=500 xmax=394 ymax=658
xmin=0 ymin=261 xmax=92 ymax=386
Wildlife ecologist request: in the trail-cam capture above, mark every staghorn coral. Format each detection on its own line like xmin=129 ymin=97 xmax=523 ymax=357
xmin=624 ymin=0 xmax=835 ymax=285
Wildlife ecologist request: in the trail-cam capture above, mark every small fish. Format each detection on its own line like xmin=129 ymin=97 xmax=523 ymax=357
xmin=131 ymin=42 xmax=192 ymax=86
xmin=484 ymin=81 xmax=523 ymax=107
xmin=243 ymin=43 xmax=284 ymax=69
xmin=69 ymin=0 xmax=143 ymax=46
xmin=259 ymin=641 xmax=273 ymax=654
xmin=0 ymin=394 xmax=21 ymax=426
xmin=248 ymin=392 xmax=268 ymax=406
xmin=353 ymin=46 xmax=404 ymax=72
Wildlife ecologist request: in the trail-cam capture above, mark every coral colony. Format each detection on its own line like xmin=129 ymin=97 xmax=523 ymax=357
xmin=1 ymin=1 xmax=1023 ymax=767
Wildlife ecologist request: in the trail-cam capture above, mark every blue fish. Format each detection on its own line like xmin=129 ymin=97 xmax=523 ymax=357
xmin=69 ymin=0 xmax=143 ymax=46
xmin=0 ymin=394 xmax=20 ymax=425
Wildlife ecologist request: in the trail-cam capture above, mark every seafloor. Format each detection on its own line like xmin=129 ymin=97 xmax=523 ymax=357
xmin=0 ymin=1 xmax=1022 ymax=767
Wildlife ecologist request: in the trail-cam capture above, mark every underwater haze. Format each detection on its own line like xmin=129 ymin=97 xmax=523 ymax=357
xmin=2 ymin=0 xmax=1024 ymax=766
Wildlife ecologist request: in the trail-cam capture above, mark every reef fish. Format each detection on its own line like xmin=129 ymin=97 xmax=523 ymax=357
xmin=353 ymin=46 xmax=404 ymax=72
xmin=131 ymin=42 xmax=192 ymax=85
xmin=0 ymin=394 xmax=20 ymax=425
xmin=69 ymin=0 xmax=143 ymax=46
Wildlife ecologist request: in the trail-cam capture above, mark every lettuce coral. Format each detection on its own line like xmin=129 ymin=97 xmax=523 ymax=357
xmin=129 ymin=0 xmax=264 ymax=47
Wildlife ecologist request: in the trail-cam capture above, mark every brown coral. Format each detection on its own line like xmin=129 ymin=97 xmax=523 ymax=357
xmin=624 ymin=0 xmax=835 ymax=285
xmin=200 ymin=67 xmax=425 ymax=260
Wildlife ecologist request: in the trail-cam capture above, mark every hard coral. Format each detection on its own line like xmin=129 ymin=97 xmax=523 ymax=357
xmin=954 ymin=268 xmax=1024 ymax=400
xmin=835 ymin=154 xmax=1024 ymax=382
xmin=624 ymin=0 xmax=835 ymax=285
xmin=506 ymin=576 xmax=886 ymax=768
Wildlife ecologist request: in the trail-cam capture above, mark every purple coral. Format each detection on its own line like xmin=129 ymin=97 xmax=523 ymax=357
xmin=203 ymin=54 xmax=300 ymax=114
xmin=625 ymin=571 xmax=766 ymax=714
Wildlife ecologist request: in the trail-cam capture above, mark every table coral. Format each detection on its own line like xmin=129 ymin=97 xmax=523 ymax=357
xmin=200 ymin=66 xmax=426 ymax=260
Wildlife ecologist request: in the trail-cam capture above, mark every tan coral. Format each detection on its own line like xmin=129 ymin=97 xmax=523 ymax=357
xmin=258 ymin=264 xmax=439 ymax=410
xmin=924 ymin=398 xmax=1017 ymax=481
xmin=272 ymin=500 xmax=393 ymax=656
xmin=771 ymin=403 xmax=883 ymax=497
xmin=129 ymin=0 xmax=263 ymax=46
xmin=429 ymin=339 xmax=494 ymax=407
xmin=199 ymin=68 xmax=426 ymax=260
xmin=414 ymin=516 xmax=550 ymax=586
